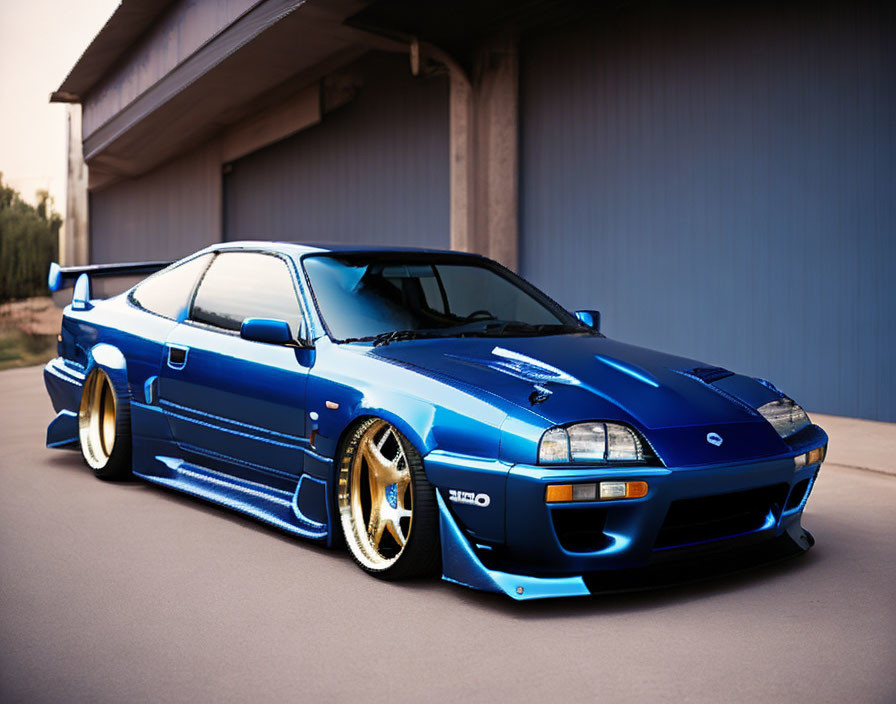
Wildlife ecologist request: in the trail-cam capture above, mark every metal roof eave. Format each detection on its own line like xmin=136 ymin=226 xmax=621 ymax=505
xmin=77 ymin=0 xmax=401 ymax=179
xmin=50 ymin=0 xmax=175 ymax=104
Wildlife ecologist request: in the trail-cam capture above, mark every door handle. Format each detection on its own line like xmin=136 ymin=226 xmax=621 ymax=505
xmin=167 ymin=345 xmax=189 ymax=370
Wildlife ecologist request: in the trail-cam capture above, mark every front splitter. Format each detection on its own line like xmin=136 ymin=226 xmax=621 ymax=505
xmin=437 ymin=491 xmax=813 ymax=600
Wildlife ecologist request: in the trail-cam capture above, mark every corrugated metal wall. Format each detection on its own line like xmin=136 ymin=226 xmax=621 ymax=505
xmin=83 ymin=0 xmax=261 ymax=137
xmin=223 ymin=53 xmax=449 ymax=248
xmin=520 ymin=1 xmax=895 ymax=421
xmin=89 ymin=141 xmax=221 ymax=263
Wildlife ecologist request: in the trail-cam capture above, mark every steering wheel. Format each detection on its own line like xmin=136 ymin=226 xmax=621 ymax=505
xmin=464 ymin=309 xmax=496 ymax=322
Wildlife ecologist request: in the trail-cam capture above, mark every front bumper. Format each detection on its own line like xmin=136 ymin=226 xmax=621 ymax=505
xmin=502 ymin=455 xmax=820 ymax=574
xmin=438 ymin=425 xmax=827 ymax=599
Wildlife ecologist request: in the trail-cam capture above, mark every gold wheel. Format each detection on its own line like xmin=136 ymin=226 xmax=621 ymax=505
xmin=338 ymin=419 xmax=414 ymax=571
xmin=79 ymin=369 xmax=118 ymax=470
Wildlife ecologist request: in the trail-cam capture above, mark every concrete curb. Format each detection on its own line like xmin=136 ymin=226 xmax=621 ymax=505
xmin=811 ymin=412 xmax=896 ymax=477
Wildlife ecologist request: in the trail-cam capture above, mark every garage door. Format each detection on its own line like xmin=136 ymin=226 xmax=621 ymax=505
xmin=223 ymin=52 xmax=449 ymax=249
xmin=519 ymin=1 xmax=895 ymax=421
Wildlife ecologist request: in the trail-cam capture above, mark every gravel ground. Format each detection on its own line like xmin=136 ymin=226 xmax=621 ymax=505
xmin=0 ymin=297 xmax=60 ymax=370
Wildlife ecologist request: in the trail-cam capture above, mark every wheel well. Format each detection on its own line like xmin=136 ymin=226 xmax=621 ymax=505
xmin=329 ymin=416 xmax=376 ymax=547
xmin=333 ymin=415 xmax=376 ymax=464
xmin=83 ymin=345 xmax=133 ymax=434
xmin=333 ymin=413 xmax=427 ymax=462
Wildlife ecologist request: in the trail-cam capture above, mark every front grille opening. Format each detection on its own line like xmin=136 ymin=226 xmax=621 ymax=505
xmin=785 ymin=479 xmax=811 ymax=511
xmin=551 ymin=507 xmax=610 ymax=552
xmin=654 ymin=483 xmax=789 ymax=550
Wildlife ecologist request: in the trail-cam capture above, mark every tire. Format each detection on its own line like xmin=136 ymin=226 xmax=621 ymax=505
xmin=78 ymin=368 xmax=132 ymax=480
xmin=337 ymin=418 xmax=441 ymax=579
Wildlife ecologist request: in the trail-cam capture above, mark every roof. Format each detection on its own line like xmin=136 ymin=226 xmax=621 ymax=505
xmin=52 ymin=0 xmax=394 ymax=179
xmin=51 ymin=0 xmax=174 ymax=103
xmin=52 ymin=0 xmax=591 ymax=103
xmin=218 ymin=240 xmax=468 ymax=258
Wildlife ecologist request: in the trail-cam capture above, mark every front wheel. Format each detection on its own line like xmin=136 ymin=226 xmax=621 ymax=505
xmin=78 ymin=368 xmax=132 ymax=480
xmin=337 ymin=418 xmax=440 ymax=579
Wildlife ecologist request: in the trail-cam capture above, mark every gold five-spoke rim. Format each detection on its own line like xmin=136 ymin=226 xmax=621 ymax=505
xmin=79 ymin=369 xmax=117 ymax=469
xmin=339 ymin=419 xmax=413 ymax=570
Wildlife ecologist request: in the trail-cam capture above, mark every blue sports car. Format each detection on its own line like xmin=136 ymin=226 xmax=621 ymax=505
xmin=44 ymin=242 xmax=827 ymax=599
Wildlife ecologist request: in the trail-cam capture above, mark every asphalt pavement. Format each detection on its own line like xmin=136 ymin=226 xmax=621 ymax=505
xmin=1 ymin=365 xmax=894 ymax=703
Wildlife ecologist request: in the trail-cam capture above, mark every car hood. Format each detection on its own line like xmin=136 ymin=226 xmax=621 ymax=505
xmin=369 ymin=333 xmax=791 ymax=466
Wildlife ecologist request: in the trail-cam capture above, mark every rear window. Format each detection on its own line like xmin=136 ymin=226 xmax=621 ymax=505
xmin=130 ymin=254 xmax=213 ymax=321
xmin=190 ymin=251 xmax=302 ymax=336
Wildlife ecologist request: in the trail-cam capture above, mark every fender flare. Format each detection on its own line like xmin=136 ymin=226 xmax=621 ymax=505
xmin=333 ymin=403 xmax=435 ymax=467
xmin=83 ymin=343 xmax=132 ymax=405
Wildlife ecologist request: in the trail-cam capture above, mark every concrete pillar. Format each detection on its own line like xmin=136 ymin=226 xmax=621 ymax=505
xmin=448 ymin=70 xmax=475 ymax=255
xmin=441 ymin=36 xmax=518 ymax=270
xmin=472 ymin=35 xmax=518 ymax=271
xmin=63 ymin=105 xmax=89 ymax=266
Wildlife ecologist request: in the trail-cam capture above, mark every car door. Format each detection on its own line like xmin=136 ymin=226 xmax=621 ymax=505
xmin=157 ymin=250 xmax=312 ymax=491
xmin=125 ymin=252 xmax=215 ymax=400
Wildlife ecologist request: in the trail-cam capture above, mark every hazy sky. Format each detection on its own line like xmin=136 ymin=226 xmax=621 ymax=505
xmin=0 ymin=0 xmax=119 ymax=210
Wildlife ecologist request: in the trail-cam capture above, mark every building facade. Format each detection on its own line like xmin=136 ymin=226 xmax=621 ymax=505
xmin=53 ymin=0 xmax=895 ymax=421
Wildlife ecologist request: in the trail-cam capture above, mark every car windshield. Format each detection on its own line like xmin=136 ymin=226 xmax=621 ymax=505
xmin=302 ymin=253 xmax=583 ymax=343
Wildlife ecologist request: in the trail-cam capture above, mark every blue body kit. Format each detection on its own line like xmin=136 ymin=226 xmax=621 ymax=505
xmin=44 ymin=242 xmax=827 ymax=599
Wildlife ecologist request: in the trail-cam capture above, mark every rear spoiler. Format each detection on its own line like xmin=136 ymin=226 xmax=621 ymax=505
xmin=48 ymin=261 xmax=172 ymax=292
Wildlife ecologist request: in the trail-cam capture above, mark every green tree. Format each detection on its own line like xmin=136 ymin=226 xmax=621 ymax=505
xmin=0 ymin=173 xmax=62 ymax=302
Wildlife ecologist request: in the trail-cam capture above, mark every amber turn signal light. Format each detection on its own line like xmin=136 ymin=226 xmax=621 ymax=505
xmin=625 ymin=481 xmax=649 ymax=498
xmin=546 ymin=481 xmax=649 ymax=503
xmin=794 ymin=444 xmax=827 ymax=469
xmin=545 ymin=484 xmax=573 ymax=502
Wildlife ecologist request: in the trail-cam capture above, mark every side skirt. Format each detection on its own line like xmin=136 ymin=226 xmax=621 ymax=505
xmin=134 ymin=455 xmax=327 ymax=541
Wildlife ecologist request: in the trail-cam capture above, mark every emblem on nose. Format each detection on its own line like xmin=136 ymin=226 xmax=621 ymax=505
xmin=706 ymin=432 xmax=723 ymax=447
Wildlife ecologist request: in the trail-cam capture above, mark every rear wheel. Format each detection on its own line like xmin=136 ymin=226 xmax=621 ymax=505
xmin=337 ymin=418 xmax=440 ymax=579
xmin=78 ymin=368 xmax=132 ymax=480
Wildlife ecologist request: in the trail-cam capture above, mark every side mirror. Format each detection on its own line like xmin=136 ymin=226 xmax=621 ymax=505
xmin=240 ymin=318 xmax=293 ymax=345
xmin=574 ymin=309 xmax=601 ymax=332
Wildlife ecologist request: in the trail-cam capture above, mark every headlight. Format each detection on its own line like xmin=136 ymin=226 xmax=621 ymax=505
xmin=539 ymin=422 xmax=647 ymax=464
xmin=757 ymin=397 xmax=810 ymax=438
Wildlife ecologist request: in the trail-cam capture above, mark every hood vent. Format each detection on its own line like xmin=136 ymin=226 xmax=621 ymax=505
xmin=672 ymin=365 xmax=758 ymax=415
xmin=678 ymin=366 xmax=734 ymax=384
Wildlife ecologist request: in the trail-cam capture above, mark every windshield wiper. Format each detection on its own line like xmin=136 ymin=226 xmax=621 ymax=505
xmin=337 ymin=329 xmax=444 ymax=345
xmin=371 ymin=329 xmax=449 ymax=346
xmin=342 ymin=321 xmax=590 ymax=347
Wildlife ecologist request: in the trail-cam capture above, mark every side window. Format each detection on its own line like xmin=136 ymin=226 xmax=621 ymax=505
xmin=130 ymin=253 xmax=213 ymax=320
xmin=191 ymin=252 xmax=302 ymax=336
